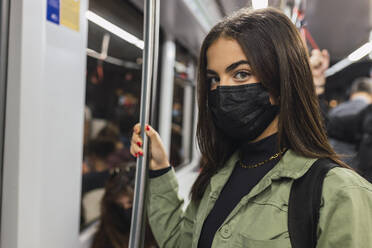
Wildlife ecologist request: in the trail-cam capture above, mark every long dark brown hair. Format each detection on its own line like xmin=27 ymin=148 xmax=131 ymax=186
xmin=92 ymin=168 xmax=134 ymax=248
xmin=191 ymin=7 xmax=347 ymax=201
xmin=92 ymin=166 xmax=157 ymax=248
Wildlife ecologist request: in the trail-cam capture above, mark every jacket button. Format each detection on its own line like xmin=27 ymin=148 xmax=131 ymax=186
xmin=220 ymin=224 xmax=231 ymax=239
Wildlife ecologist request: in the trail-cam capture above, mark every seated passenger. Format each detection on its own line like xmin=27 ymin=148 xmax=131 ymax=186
xmin=82 ymin=138 xmax=116 ymax=195
xmin=309 ymin=48 xmax=331 ymax=123
xmin=92 ymin=166 xmax=157 ymax=248
xmin=310 ymin=49 xmax=330 ymax=97
xmin=97 ymin=122 xmax=134 ymax=168
xmin=356 ymin=103 xmax=372 ymax=182
xmin=81 ymin=138 xmax=116 ymax=225
xmin=327 ymin=77 xmax=372 ymax=167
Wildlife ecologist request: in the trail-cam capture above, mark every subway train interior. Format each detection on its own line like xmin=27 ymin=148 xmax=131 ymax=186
xmin=0 ymin=0 xmax=372 ymax=247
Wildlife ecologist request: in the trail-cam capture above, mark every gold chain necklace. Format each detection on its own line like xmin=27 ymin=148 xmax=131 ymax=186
xmin=239 ymin=149 xmax=287 ymax=169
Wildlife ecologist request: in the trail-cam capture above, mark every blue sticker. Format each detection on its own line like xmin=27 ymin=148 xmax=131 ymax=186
xmin=47 ymin=0 xmax=60 ymax=25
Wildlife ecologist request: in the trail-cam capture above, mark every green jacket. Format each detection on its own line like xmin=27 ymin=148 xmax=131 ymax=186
xmin=148 ymin=150 xmax=372 ymax=248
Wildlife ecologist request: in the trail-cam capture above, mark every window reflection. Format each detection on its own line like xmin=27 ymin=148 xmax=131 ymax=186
xmin=81 ymin=57 xmax=141 ymax=228
xmin=81 ymin=0 xmax=143 ymax=236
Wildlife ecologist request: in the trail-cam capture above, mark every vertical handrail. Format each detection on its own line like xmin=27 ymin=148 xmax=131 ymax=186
xmin=129 ymin=0 xmax=160 ymax=247
xmin=0 ymin=0 xmax=10 ymax=238
xmin=150 ymin=0 xmax=160 ymax=127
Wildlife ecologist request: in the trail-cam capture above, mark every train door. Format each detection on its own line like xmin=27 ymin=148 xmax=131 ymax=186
xmin=1 ymin=0 xmax=88 ymax=247
xmin=0 ymin=0 xmax=10 ymax=234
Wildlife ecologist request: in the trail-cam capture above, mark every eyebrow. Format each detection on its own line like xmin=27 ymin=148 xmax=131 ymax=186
xmin=207 ymin=60 xmax=250 ymax=75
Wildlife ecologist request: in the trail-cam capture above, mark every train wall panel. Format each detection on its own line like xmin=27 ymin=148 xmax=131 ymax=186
xmin=1 ymin=0 xmax=88 ymax=247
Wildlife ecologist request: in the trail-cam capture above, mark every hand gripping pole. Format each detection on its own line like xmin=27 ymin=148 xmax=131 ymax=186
xmin=129 ymin=0 xmax=160 ymax=247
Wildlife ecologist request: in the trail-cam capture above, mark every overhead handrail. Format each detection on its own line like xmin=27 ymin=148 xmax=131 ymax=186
xmin=150 ymin=0 xmax=160 ymax=127
xmin=86 ymin=48 xmax=141 ymax=69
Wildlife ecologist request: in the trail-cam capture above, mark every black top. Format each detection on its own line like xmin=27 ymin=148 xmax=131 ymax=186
xmin=198 ymin=133 xmax=281 ymax=248
xmin=149 ymin=166 xmax=172 ymax=178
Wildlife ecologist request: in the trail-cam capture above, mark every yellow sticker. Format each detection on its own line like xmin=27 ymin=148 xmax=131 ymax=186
xmin=60 ymin=0 xmax=80 ymax=31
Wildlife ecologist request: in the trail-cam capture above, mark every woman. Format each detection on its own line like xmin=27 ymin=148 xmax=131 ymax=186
xmin=91 ymin=166 xmax=157 ymax=248
xmin=130 ymin=8 xmax=372 ymax=248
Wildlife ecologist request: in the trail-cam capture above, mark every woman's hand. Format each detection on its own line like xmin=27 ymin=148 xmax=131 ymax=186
xmin=310 ymin=49 xmax=330 ymax=95
xmin=130 ymin=123 xmax=170 ymax=170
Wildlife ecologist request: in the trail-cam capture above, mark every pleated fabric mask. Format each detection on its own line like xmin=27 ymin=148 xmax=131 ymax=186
xmin=208 ymin=83 xmax=279 ymax=141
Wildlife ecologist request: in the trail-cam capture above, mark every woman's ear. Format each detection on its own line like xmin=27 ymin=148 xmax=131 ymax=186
xmin=269 ymin=93 xmax=279 ymax=105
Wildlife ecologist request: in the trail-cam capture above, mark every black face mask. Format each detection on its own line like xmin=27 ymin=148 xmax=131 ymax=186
xmin=208 ymin=83 xmax=279 ymax=141
xmin=110 ymin=204 xmax=132 ymax=234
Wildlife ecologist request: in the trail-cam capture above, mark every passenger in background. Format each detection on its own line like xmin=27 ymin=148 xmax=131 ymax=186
xmin=171 ymin=102 xmax=183 ymax=126
xmin=116 ymin=93 xmax=139 ymax=148
xmin=357 ymin=104 xmax=372 ymax=182
xmin=327 ymin=77 xmax=372 ymax=167
xmin=92 ymin=166 xmax=157 ymax=248
xmin=81 ymin=138 xmax=116 ymax=226
xmin=82 ymin=137 xmax=116 ymax=195
xmin=310 ymin=49 xmax=330 ymax=97
xmin=97 ymin=122 xmax=134 ymax=168
xmin=97 ymin=122 xmax=121 ymax=145
xmin=81 ymin=122 xmax=135 ymax=227
xmin=309 ymin=48 xmax=330 ymax=123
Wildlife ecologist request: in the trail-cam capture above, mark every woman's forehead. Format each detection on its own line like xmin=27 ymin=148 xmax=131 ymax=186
xmin=206 ymin=37 xmax=249 ymax=71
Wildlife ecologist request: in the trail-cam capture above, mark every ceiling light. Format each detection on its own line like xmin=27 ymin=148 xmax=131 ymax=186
xmin=86 ymin=11 xmax=144 ymax=50
xmin=252 ymin=0 xmax=268 ymax=9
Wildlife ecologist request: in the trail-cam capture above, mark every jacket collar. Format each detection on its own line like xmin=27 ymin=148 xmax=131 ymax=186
xmin=210 ymin=149 xmax=317 ymax=194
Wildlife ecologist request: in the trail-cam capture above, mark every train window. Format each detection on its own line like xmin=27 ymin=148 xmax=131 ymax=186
xmin=81 ymin=0 xmax=143 ymax=233
xmin=170 ymin=44 xmax=196 ymax=168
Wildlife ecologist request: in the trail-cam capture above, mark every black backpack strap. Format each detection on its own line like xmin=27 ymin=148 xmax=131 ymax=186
xmin=288 ymin=158 xmax=338 ymax=248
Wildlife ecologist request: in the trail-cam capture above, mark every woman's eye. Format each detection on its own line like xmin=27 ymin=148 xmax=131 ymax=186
xmin=234 ymin=71 xmax=251 ymax=80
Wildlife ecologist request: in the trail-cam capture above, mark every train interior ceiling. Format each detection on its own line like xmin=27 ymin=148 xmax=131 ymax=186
xmin=1 ymin=0 xmax=372 ymax=247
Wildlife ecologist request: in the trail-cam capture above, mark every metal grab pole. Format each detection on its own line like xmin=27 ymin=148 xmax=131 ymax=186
xmin=150 ymin=0 xmax=160 ymax=127
xmin=129 ymin=0 xmax=160 ymax=247
xmin=0 ymin=0 xmax=11 ymax=235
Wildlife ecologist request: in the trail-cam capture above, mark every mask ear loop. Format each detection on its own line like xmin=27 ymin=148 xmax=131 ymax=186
xmin=268 ymin=92 xmax=280 ymax=106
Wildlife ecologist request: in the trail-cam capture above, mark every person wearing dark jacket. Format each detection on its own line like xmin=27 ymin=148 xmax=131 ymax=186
xmin=327 ymin=77 xmax=372 ymax=168
xmin=309 ymin=49 xmax=331 ymax=125
xmin=356 ymin=104 xmax=372 ymax=182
